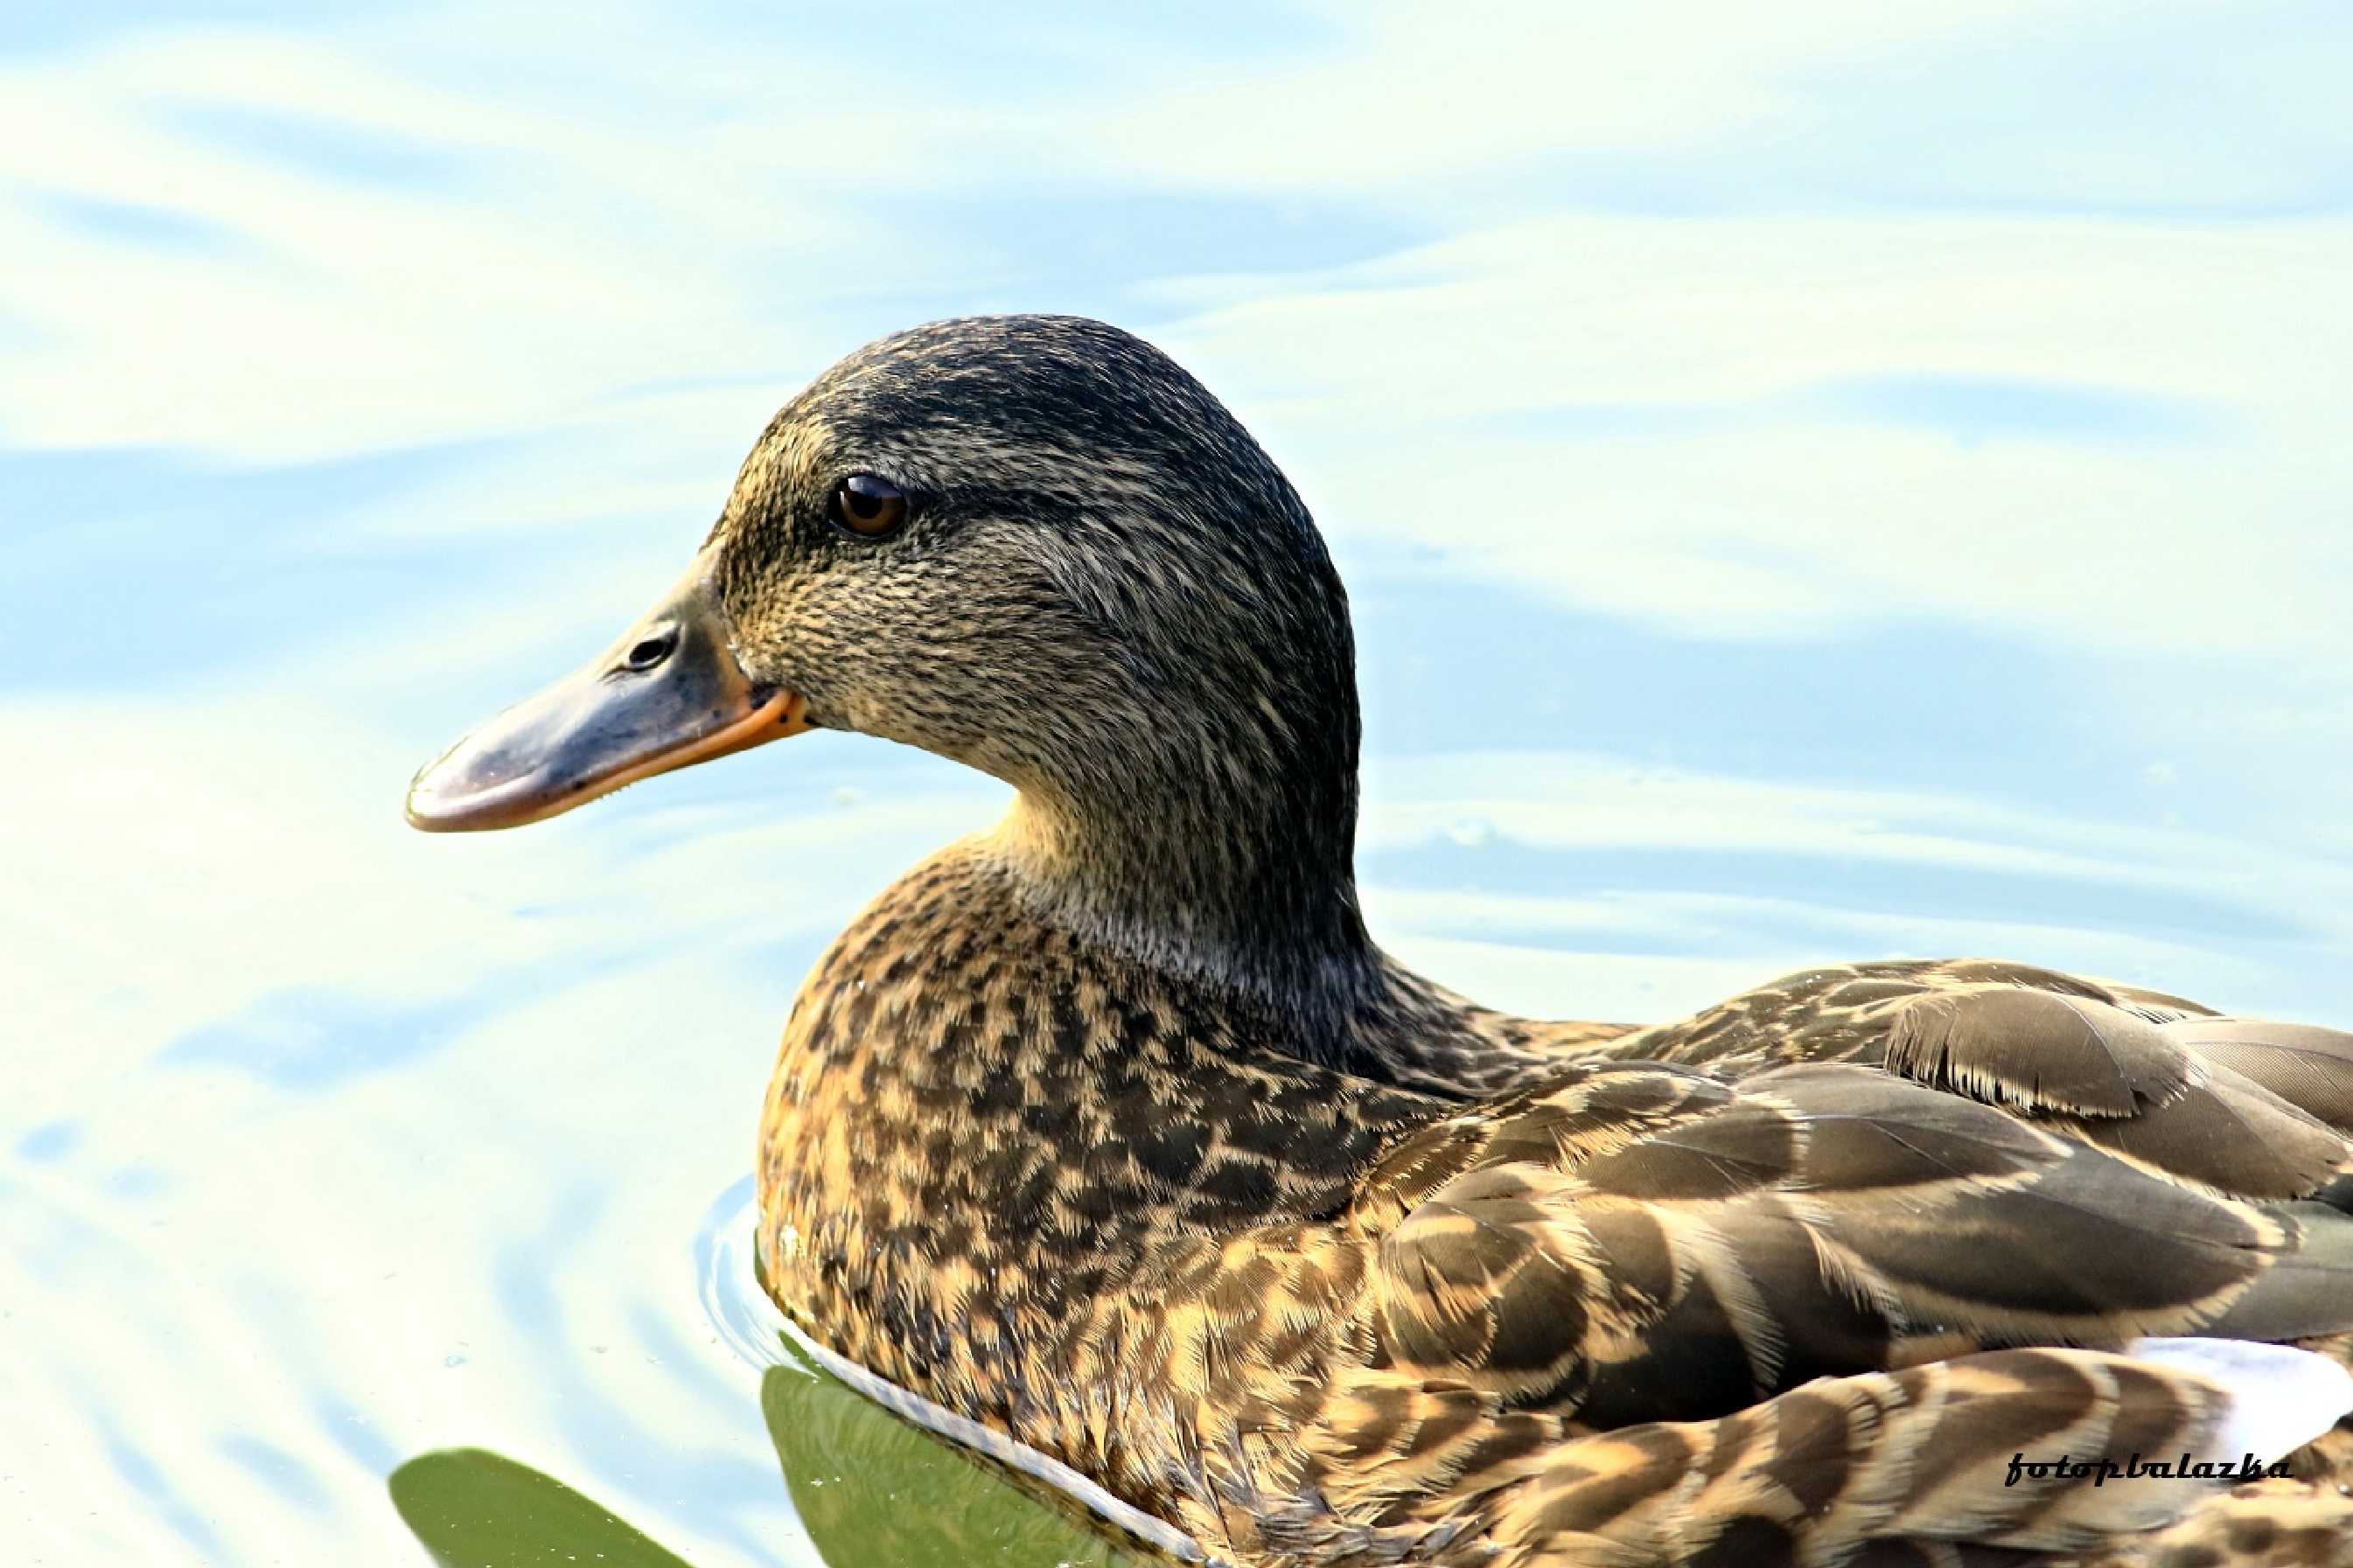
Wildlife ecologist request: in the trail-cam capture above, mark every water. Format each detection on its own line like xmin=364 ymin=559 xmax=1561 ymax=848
xmin=10 ymin=7 xmax=2353 ymax=1564
xmin=13 ymin=638 xmax=2348 ymax=1564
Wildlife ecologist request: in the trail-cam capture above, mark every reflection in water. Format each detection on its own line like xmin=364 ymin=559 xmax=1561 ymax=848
xmin=393 ymin=1188 xmax=1157 ymax=1568
xmin=391 ymin=1448 xmax=698 ymax=1568
xmin=759 ymin=1357 xmax=1154 ymax=1567
xmin=387 ymin=1358 xmax=1157 ymax=1568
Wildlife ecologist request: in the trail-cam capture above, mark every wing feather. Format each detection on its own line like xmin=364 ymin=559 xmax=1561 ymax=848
xmin=1367 ymin=1063 xmax=2353 ymax=1426
xmin=1470 ymin=1345 xmax=2353 ymax=1566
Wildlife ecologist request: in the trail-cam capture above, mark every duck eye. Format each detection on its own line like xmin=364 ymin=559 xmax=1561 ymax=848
xmin=623 ymin=624 xmax=678 ymax=671
xmin=829 ymin=474 xmax=908 ymax=539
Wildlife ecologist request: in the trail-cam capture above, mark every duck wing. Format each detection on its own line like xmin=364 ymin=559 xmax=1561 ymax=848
xmin=1592 ymin=960 xmax=2201 ymax=1074
xmin=1598 ymin=962 xmax=2353 ymax=1205
xmin=1882 ymin=988 xmax=2353 ymax=1202
xmin=1465 ymin=1342 xmax=2353 ymax=1567
xmin=1358 ymin=1063 xmax=2353 ymax=1429
xmin=2161 ymin=1016 xmax=2353 ymax=1127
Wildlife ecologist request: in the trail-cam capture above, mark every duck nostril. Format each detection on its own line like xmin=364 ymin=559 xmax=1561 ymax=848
xmin=624 ymin=628 xmax=678 ymax=672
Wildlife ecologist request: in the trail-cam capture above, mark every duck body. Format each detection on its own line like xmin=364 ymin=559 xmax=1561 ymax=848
xmin=757 ymin=836 xmax=2353 ymax=1566
xmin=409 ymin=314 xmax=2353 ymax=1566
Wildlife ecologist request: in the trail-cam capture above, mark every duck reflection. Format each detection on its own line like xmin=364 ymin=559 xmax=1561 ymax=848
xmin=759 ymin=1352 xmax=1155 ymax=1567
xmin=388 ymin=1340 xmax=1157 ymax=1567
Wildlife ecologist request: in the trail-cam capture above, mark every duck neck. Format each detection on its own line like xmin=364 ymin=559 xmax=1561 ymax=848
xmin=992 ymin=738 xmax=1382 ymax=1023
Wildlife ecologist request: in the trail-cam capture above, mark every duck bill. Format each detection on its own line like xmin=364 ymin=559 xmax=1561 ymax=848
xmin=405 ymin=563 xmax=812 ymax=833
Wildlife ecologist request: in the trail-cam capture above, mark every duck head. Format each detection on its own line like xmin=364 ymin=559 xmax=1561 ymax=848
xmin=408 ymin=315 xmax=1375 ymax=989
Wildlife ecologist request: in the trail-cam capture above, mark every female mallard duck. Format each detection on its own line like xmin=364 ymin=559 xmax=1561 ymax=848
xmin=409 ymin=315 xmax=2353 ymax=1567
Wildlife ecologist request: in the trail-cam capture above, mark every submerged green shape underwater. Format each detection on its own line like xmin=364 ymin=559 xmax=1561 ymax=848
xmin=388 ymin=1336 xmax=1153 ymax=1567
xmin=388 ymin=1446 xmax=697 ymax=1568
xmin=758 ymin=1352 xmax=1149 ymax=1567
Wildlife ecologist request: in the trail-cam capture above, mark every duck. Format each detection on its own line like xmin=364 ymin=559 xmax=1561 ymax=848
xmin=408 ymin=314 xmax=2353 ymax=1567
